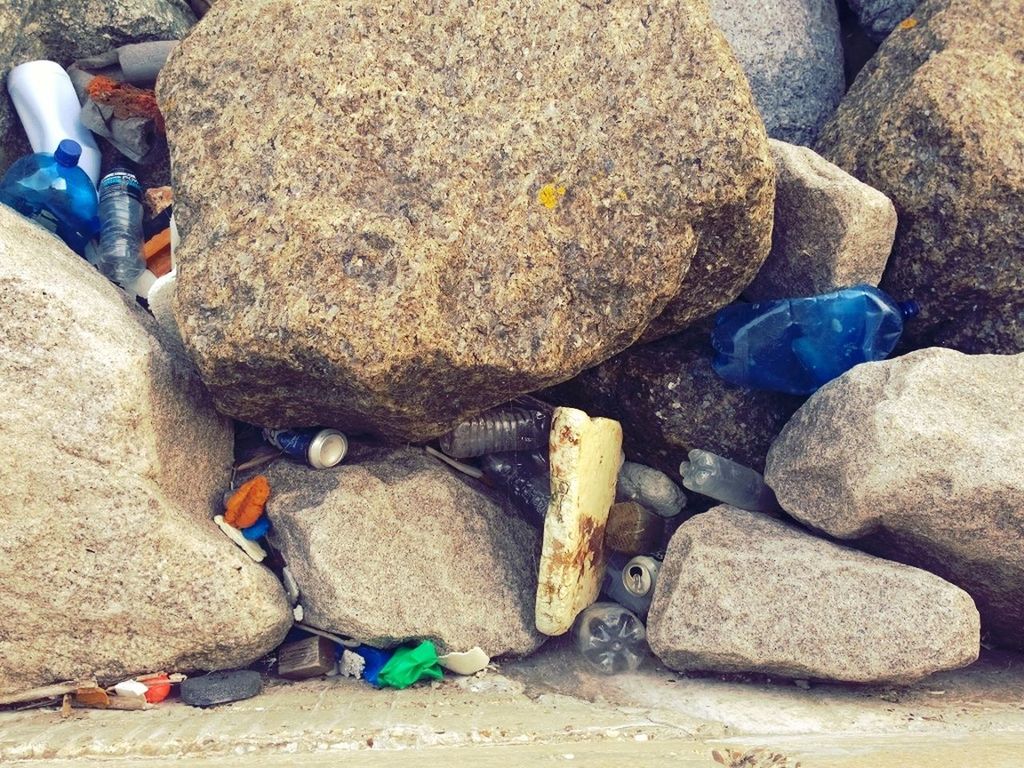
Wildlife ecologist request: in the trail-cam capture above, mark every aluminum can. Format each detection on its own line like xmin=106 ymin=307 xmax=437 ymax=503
xmin=263 ymin=427 xmax=348 ymax=470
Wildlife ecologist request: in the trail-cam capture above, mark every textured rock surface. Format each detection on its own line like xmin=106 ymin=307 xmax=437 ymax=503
xmin=158 ymin=0 xmax=775 ymax=440
xmin=766 ymin=348 xmax=1024 ymax=648
xmin=543 ymin=323 xmax=803 ymax=478
xmin=0 ymin=0 xmax=195 ymax=171
xmin=817 ymin=0 xmax=1024 ymax=354
xmin=0 ymin=205 xmax=291 ymax=696
xmin=265 ymin=448 xmax=545 ymax=657
xmin=648 ymin=507 xmax=980 ymax=683
xmin=710 ymin=0 xmax=845 ymax=146
xmin=745 ymin=140 xmax=896 ymax=300
xmin=848 ymin=0 xmax=918 ymax=42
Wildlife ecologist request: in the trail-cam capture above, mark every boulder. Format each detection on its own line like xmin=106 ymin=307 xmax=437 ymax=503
xmin=264 ymin=448 xmax=545 ymax=657
xmin=647 ymin=507 xmax=980 ymax=683
xmin=847 ymin=0 xmax=918 ymax=42
xmin=0 ymin=0 xmax=195 ymax=171
xmin=765 ymin=348 xmax=1024 ymax=648
xmin=710 ymin=0 xmax=845 ymax=146
xmin=543 ymin=323 xmax=803 ymax=478
xmin=0 ymin=205 xmax=291 ymax=696
xmin=817 ymin=0 xmax=1024 ymax=354
xmin=158 ymin=0 xmax=775 ymax=441
xmin=744 ymin=140 xmax=896 ymax=301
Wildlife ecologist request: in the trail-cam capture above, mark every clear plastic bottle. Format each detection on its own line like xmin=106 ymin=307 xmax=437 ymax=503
xmin=0 ymin=140 xmax=99 ymax=255
xmin=480 ymin=451 xmax=550 ymax=525
xmin=439 ymin=407 xmax=550 ymax=459
xmin=616 ymin=461 xmax=687 ymax=518
xmin=679 ymin=449 xmax=777 ymax=512
xmin=712 ymin=284 xmax=919 ymax=395
xmin=572 ymin=602 xmax=647 ymax=674
xmin=86 ymin=167 xmax=146 ymax=286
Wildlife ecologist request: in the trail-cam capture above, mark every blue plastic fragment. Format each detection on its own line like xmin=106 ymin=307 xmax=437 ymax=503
xmin=354 ymin=645 xmax=393 ymax=687
xmin=241 ymin=516 xmax=271 ymax=540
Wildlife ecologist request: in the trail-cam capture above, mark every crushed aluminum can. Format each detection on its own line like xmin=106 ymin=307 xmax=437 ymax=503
xmin=263 ymin=427 xmax=348 ymax=470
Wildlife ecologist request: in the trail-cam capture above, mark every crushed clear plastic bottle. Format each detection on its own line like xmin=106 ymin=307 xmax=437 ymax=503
xmin=712 ymin=284 xmax=919 ymax=395
xmin=572 ymin=602 xmax=647 ymax=674
xmin=616 ymin=461 xmax=687 ymax=518
xmin=86 ymin=167 xmax=146 ymax=287
xmin=480 ymin=451 xmax=550 ymax=525
xmin=679 ymin=449 xmax=777 ymax=512
xmin=439 ymin=406 xmax=550 ymax=459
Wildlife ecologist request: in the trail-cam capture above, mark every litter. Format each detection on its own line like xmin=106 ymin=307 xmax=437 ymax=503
xmin=605 ymin=501 xmax=664 ymax=555
xmin=6 ymin=60 xmax=102 ymax=184
xmin=242 ymin=516 xmax=271 ymax=540
xmin=376 ymin=641 xmax=444 ymax=690
xmin=180 ymin=670 xmax=262 ymax=708
xmin=480 ymin=451 xmax=550 ymax=525
xmin=616 ymin=462 xmax=687 ymax=518
xmin=679 ymin=449 xmax=778 ymax=512
xmin=439 ymin=406 xmax=551 ymax=459
xmin=572 ymin=602 xmax=647 ymax=675
xmin=85 ymin=167 xmax=147 ymax=287
xmin=712 ymin=284 xmax=919 ymax=395
xmin=224 ymin=475 xmax=270 ymax=528
xmin=214 ymin=514 xmax=267 ymax=562
xmin=438 ymin=647 xmax=490 ymax=675
xmin=263 ymin=427 xmax=348 ymax=469
xmin=276 ymin=636 xmax=337 ymax=680
xmin=602 ymin=554 xmax=656 ymax=618
xmin=0 ymin=139 xmax=99 ymax=255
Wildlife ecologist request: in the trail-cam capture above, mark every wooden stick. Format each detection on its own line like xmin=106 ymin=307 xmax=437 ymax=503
xmin=0 ymin=680 xmax=86 ymax=706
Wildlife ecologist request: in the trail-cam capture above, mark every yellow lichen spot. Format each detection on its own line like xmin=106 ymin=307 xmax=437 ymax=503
xmin=537 ymin=183 xmax=567 ymax=209
xmin=898 ymin=17 xmax=918 ymax=30
xmin=614 ymin=188 xmax=629 ymax=202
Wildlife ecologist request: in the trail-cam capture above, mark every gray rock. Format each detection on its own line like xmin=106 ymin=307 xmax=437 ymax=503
xmin=265 ymin=448 xmax=545 ymax=657
xmin=1 ymin=0 xmax=195 ymax=171
xmin=647 ymin=507 xmax=980 ymax=683
xmin=158 ymin=0 xmax=775 ymax=441
xmin=817 ymin=0 xmax=1024 ymax=354
xmin=765 ymin=348 xmax=1024 ymax=649
xmin=848 ymin=0 xmax=918 ymax=42
xmin=0 ymin=205 xmax=291 ymax=697
xmin=181 ymin=670 xmax=262 ymax=707
xmin=711 ymin=0 xmax=845 ymax=146
xmin=543 ymin=323 xmax=803 ymax=478
xmin=745 ymin=140 xmax=897 ymax=301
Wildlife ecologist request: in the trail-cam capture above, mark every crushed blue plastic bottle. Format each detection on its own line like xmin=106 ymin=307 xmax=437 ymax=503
xmin=0 ymin=139 xmax=100 ymax=256
xmin=711 ymin=284 xmax=919 ymax=395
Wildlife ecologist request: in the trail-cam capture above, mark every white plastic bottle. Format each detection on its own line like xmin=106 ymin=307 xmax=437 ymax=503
xmin=6 ymin=61 xmax=101 ymax=186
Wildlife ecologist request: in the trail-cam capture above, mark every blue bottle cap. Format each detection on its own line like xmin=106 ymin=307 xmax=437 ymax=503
xmin=53 ymin=139 xmax=82 ymax=167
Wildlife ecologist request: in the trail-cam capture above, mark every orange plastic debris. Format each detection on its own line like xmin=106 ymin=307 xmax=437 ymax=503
xmin=898 ymin=17 xmax=918 ymax=29
xmin=85 ymin=75 xmax=165 ymax=133
xmin=144 ymin=228 xmax=172 ymax=277
xmin=140 ymin=673 xmax=171 ymax=704
xmin=224 ymin=475 xmax=271 ymax=529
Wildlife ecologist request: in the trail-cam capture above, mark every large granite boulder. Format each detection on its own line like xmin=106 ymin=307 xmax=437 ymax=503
xmin=0 ymin=205 xmax=291 ymax=696
xmin=710 ymin=0 xmax=845 ymax=146
xmin=817 ymin=0 xmax=1024 ymax=354
xmin=648 ymin=507 xmax=980 ymax=683
xmin=744 ymin=139 xmax=896 ymax=301
xmin=766 ymin=348 xmax=1024 ymax=648
xmin=158 ymin=0 xmax=775 ymax=441
xmin=0 ymin=0 xmax=195 ymax=171
xmin=265 ymin=448 xmax=545 ymax=657
xmin=544 ymin=323 xmax=803 ymax=478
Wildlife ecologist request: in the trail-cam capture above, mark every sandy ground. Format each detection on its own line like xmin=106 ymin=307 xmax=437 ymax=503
xmin=2 ymin=640 xmax=1023 ymax=766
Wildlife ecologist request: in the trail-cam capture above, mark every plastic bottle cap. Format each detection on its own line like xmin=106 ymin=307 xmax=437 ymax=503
xmin=53 ymin=139 xmax=81 ymax=167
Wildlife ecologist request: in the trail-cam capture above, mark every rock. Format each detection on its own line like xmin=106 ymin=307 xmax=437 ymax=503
xmin=0 ymin=206 xmax=291 ymax=696
xmin=744 ymin=140 xmax=897 ymax=301
xmin=816 ymin=0 xmax=1024 ymax=354
xmin=543 ymin=323 xmax=804 ymax=478
xmin=264 ymin=448 xmax=545 ymax=657
xmin=180 ymin=670 xmax=262 ymax=708
xmin=765 ymin=348 xmax=1024 ymax=648
xmin=158 ymin=0 xmax=775 ymax=441
xmin=0 ymin=0 xmax=195 ymax=171
xmin=710 ymin=0 xmax=845 ymax=146
xmin=847 ymin=0 xmax=918 ymax=42
xmin=647 ymin=507 xmax=980 ymax=683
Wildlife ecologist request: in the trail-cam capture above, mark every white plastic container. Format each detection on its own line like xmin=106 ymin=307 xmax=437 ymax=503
xmin=6 ymin=60 xmax=101 ymax=186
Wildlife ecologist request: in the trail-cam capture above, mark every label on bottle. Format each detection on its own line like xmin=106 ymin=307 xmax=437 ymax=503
xmin=99 ymin=171 xmax=143 ymax=203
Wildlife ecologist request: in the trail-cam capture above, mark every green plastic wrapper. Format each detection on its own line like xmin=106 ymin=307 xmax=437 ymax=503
xmin=377 ymin=641 xmax=444 ymax=689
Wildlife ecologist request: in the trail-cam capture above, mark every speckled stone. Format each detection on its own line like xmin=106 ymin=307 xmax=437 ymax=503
xmin=647 ymin=507 xmax=980 ymax=683
xmin=744 ymin=139 xmax=897 ymax=301
xmin=710 ymin=0 xmax=845 ymax=147
xmin=817 ymin=0 xmax=1024 ymax=354
xmin=0 ymin=206 xmax=291 ymax=697
xmin=543 ymin=322 xmax=804 ymax=478
xmin=265 ymin=448 xmax=546 ymax=657
xmin=766 ymin=348 xmax=1024 ymax=649
xmin=157 ymin=0 xmax=775 ymax=440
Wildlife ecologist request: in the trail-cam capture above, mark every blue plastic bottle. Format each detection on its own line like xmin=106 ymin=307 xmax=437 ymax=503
xmin=712 ymin=285 xmax=919 ymax=395
xmin=0 ymin=139 xmax=99 ymax=256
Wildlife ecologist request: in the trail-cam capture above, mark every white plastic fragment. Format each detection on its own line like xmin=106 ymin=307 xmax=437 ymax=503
xmin=339 ymin=650 xmax=366 ymax=678
xmin=438 ymin=647 xmax=490 ymax=675
xmin=293 ymin=604 xmax=304 ymax=622
xmin=112 ymin=679 xmax=149 ymax=697
xmin=214 ymin=514 xmax=267 ymax=562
